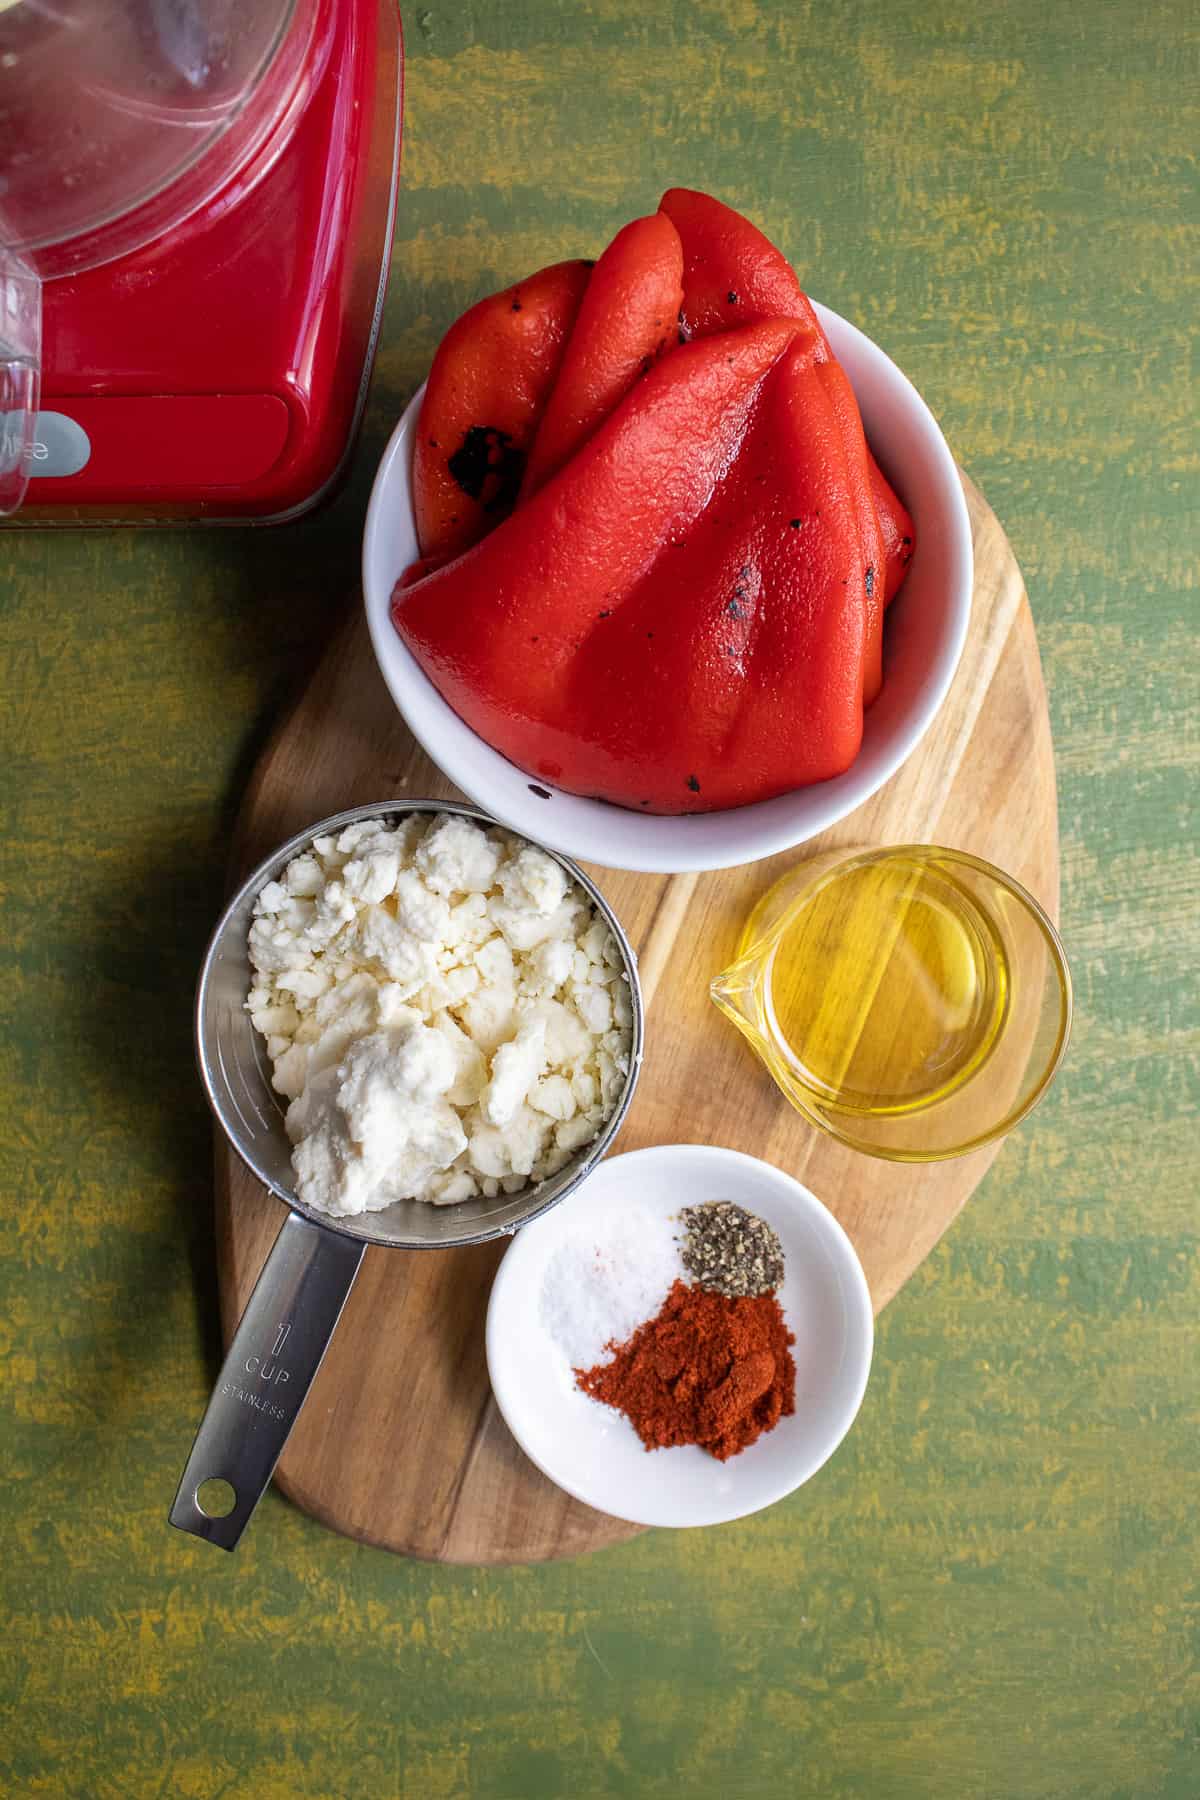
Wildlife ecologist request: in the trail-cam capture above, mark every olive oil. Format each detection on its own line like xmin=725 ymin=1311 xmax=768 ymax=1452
xmin=710 ymin=847 xmax=1069 ymax=1162
xmin=759 ymin=854 xmax=1009 ymax=1117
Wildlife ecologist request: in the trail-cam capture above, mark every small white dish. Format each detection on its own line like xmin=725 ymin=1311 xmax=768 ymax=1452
xmin=363 ymin=301 xmax=972 ymax=874
xmin=485 ymin=1144 xmax=874 ymax=1529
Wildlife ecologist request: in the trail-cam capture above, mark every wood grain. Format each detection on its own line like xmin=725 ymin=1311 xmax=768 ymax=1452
xmin=216 ymin=472 xmax=1058 ymax=1563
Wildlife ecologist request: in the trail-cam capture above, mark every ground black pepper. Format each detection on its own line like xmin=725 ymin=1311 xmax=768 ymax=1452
xmin=680 ymin=1201 xmax=785 ymax=1298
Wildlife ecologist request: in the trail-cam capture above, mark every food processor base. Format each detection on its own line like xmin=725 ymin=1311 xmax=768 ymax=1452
xmin=8 ymin=0 xmax=402 ymax=527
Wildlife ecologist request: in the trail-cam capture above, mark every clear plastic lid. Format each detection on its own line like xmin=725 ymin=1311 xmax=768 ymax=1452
xmin=0 ymin=0 xmax=318 ymax=278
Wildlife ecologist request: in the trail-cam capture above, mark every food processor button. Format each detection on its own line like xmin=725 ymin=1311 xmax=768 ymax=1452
xmin=29 ymin=412 xmax=92 ymax=478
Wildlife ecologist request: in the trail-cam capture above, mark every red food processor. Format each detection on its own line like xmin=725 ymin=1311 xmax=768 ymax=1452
xmin=0 ymin=0 xmax=402 ymax=524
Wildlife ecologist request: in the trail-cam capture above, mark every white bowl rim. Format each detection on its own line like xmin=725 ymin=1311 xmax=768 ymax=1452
xmin=484 ymin=1142 xmax=876 ymax=1529
xmin=364 ymin=300 xmax=972 ymax=874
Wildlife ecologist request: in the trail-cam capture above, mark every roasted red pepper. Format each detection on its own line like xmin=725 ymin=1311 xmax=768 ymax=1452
xmin=869 ymin=451 xmax=916 ymax=607
xmin=659 ymin=186 xmax=821 ymax=340
xmin=393 ymin=317 xmax=876 ymax=812
xmin=816 ymin=355 xmax=884 ymax=703
xmin=662 ymin=185 xmax=914 ymax=632
xmin=395 ymin=192 xmax=918 ymax=813
xmin=411 ymin=259 xmax=591 ymax=561
xmin=521 ymin=214 xmax=684 ymax=498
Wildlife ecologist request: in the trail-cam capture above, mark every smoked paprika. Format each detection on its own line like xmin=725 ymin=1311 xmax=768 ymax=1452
xmin=575 ymin=1279 xmax=796 ymax=1462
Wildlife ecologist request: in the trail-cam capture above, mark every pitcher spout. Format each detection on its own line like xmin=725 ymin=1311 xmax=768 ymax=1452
xmin=709 ymin=956 xmax=764 ymax=1032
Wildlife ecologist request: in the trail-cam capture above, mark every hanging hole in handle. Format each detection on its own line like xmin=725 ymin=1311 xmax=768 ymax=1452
xmin=195 ymin=1477 xmax=237 ymax=1519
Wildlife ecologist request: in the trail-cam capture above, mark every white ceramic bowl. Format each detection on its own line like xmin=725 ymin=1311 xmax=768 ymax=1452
xmin=485 ymin=1144 xmax=874 ymax=1529
xmin=364 ymin=302 xmax=972 ymax=873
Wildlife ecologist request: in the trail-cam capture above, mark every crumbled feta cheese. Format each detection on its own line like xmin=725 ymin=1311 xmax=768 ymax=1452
xmin=488 ymin=893 xmax=582 ymax=953
xmin=283 ymin=853 xmax=323 ymax=898
xmin=569 ymin=981 xmax=613 ymax=1036
xmin=430 ymin=1168 xmax=480 ymax=1206
xmin=455 ymin=981 xmax=517 ymax=1057
xmin=570 ymin=1068 xmax=598 ymax=1112
xmin=530 ymin=1074 xmax=577 ymax=1122
xmin=528 ymin=936 xmax=574 ymax=992
xmin=579 ymin=918 xmax=611 ymax=965
xmin=483 ymin=1019 xmax=547 ymax=1127
xmin=393 ymin=868 xmax=452 ymax=943
xmin=354 ymin=904 xmax=435 ymax=995
xmin=555 ymin=1114 xmax=600 ymax=1154
xmin=499 ymin=844 xmax=567 ymax=916
xmin=415 ymin=812 xmax=502 ymax=896
xmin=245 ymin=813 xmax=633 ymax=1217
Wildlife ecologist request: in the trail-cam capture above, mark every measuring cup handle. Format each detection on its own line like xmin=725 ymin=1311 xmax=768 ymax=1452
xmin=169 ymin=1210 xmax=365 ymax=1550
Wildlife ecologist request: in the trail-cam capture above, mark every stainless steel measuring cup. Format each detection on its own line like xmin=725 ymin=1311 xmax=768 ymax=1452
xmin=169 ymin=801 xmax=644 ymax=1550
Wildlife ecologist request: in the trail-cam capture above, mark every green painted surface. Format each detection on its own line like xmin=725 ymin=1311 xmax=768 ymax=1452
xmin=1 ymin=2 xmax=1196 ymax=1794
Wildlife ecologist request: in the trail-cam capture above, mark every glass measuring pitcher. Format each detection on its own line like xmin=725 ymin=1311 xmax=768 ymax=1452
xmin=711 ymin=845 xmax=1072 ymax=1161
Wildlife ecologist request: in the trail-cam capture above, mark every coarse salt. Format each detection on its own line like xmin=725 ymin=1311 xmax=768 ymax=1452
xmin=539 ymin=1205 xmax=685 ymax=1371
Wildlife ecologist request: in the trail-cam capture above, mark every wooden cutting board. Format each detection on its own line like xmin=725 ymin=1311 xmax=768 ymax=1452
xmin=216 ymin=473 xmax=1056 ymax=1563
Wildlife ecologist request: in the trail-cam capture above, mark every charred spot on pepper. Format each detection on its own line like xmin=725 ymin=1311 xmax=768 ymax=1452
xmin=727 ymin=599 xmax=745 ymax=619
xmin=789 ymin=518 xmax=803 ymax=530
xmin=447 ymin=425 xmax=525 ymax=514
xmin=511 ymin=300 xmax=522 ymax=312
xmin=865 ymin=565 xmax=876 ymax=598
xmin=598 ymin=609 xmax=612 ymax=619
xmin=727 ymin=290 xmax=739 ymax=304
xmin=687 ymin=774 xmax=701 ymax=793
